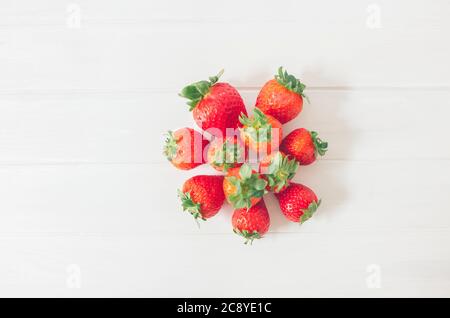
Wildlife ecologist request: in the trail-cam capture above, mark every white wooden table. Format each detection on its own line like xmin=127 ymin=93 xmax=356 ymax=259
xmin=1 ymin=0 xmax=450 ymax=297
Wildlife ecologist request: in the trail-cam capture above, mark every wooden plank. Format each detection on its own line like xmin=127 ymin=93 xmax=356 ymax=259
xmin=1 ymin=0 xmax=297 ymax=24
xmin=0 ymin=160 xmax=449 ymax=235
xmin=1 ymin=0 xmax=450 ymax=298
xmin=0 ymin=89 xmax=449 ymax=164
xmin=0 ymin=231 xmax=449 ymax=297
xmin=0 ymin=1 xmax=449 ymax=89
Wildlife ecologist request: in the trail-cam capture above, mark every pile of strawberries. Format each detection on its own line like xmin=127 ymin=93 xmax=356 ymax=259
xmin=164 ymin=67 xmax=328 ymax=244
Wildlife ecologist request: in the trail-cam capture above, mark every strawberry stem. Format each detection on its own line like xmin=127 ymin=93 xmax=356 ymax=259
xmin=179 ymin=70 xmax=224 ymax=111
xmin=300 ymin=199 xmax=321 ymax=224
xmin=178 ymin=190 xmax=206 ymax=221
xmin=310 ymin=131 xmax=328 ymax=157
xmin=163 ymin=131 xmax=179 ymax=161
xmin=212 ymin=139 xmax=242 ymax=172
xmin=275 ymin=66 xmax=308 ymax=100
xmin=265 ymin=152 xmax=299 ymax=193
xmin=239 ymin=109 xmax=272 ymax=142
xmin=233 ymin=229 xmax=261 ymax=245
xmin=226 ymin=164 xmax=267 ymax=209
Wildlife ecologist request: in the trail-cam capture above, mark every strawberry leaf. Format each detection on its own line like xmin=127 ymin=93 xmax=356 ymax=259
xmin=300 ymin=199 xmax=321 ymax=224
xmin=178 ymin=190 xmax=206 ymax=221
xmin=212 ymin=140 xmax=242 ymax=172
xmin=239 ymin=109 xmax=273 ymax=143
xmin=163 ymin=131 xmax=179 ymax=161
xmin=254 ymin=179 xmax=267 ymax=191
xmin=275 ymin=66 xmax=308 ymax=99
xmin=310 ymin=131 xmax=328 ymax=157
xmin=233 ymin=229 xmax=261 ymax=245
xmin=179 ymin=70 xmax=224 ymax=111
xmin=239 ymin=164 xmax=252 ymax=180
xmin=225 ymin=168 xmax=268 ymax=209
xmin=208 ymin=69 xmax=224 ymax=85
xmin=263 ymin=152 xmax=299 ymax=193
xmin=234 ymin=199 xmax=246 ymax=209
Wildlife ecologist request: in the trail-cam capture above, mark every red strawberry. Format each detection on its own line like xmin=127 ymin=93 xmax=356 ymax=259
xmin=223 ymin=164 xmax=267 ymax=209
xmin=255 ymin=67 xmax=307 ymax=124
xmin=239 ymin=109 xmax=283 ymax=156
xmin=232 ymin=199 xmax=270 ymax=244
xmin=275 ymin=183 xmax=321 ymax=224
xmin=259 ymin=151 xmax=299 ymax=193
xmin=179 ymin=175 xmax=225 ymax=221
xmin=180 ymin=70 xmax=247 ymax=138
xmin=280 ymin=128 xmax=328 ymax=165
xmin=207 ymin=136 xmax=246 ymax=172
xmin=164 ymin=128 xmax=209 ymax=170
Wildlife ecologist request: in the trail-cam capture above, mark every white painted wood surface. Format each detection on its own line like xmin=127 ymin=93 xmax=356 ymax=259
xmin=1 ymin=0 xmax=450 ymax=297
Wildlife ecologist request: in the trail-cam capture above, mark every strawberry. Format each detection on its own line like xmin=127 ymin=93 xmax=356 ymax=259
xmin=255 ymin=67 xmax=307 ymax=124
xmin=275 ymin=183 xmax=321 ymax=224
xmin=207 ymin=136 xmax=245 ymax=172
xmin=239 ymin=108 xmax=283 ymax=155
xmin=180 ymin=70 xmax=247 ymax=138
xmin=223 ymin=164 xmax=267 ymax=209
xmin=163 ymin=128 xmax=209 ymax=170
xmin=232 ymin=199 xmax=270 ymax=244
xmin=280 ymin=128 xmax=328 ymax=165
xmin=178 ymin=175 xmax=225 ymax=221
xmin=259 ymin=151 xmax=299 ymax=193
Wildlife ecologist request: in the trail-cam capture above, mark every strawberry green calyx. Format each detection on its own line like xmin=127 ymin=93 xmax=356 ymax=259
xmin=239 ymin=109 xmax=272 ymax=142
xmin=233 ymin=229 xmax=261 ymax=245
xmin=179 ymin=69 xmax=224 ymax=111
xmin=266 ymin=153 xmax=299 ymax=193
xmin=227 ymin=164 xmax=267 ymax=209
xmin=300 ymin=199 xmax=321 ymax=224
xmin=163 ymin=131 xmax=179 ymax=161
xmin=275 ymin=66 xmax=307 ymax=99
xmin=310 ymin=131 xmax=328 ymax=157
xmin=213 ymin=140 xmax=242 ymax=172
xmin=178 ymin=190 xmax=205 ymax=221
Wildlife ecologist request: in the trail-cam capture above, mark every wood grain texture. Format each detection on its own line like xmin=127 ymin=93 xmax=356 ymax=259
xmin=1 ymin=0 xmax=450 ymax=297
xmin=1 ymin=89 xmax=450 ymax=164
xmin=1 ymin=232 xmax=449 ymax=297
xmin=1 ymin=0 xmax=450 ymax=90
xmin=1 ymin=160 xmax=449 ymax=235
